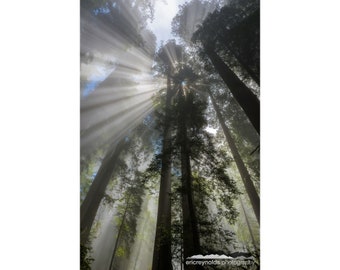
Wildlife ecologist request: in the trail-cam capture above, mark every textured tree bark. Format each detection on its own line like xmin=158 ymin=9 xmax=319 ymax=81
xmin=205 ymin=47 xmax=260 ymax=135
xmin=80 ymin=139 xmax=126 ymax=245
xmin=152 ymin=75 xmax=173 ymax=270
xmin=209 ymin=91 xmax=260 ymax=224
xmin=178 ymin=90 xmax=203 ymax=270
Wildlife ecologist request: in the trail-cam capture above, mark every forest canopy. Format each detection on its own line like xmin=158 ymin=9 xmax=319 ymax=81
xmin=80 ymin=0 xmax=260 ymax=269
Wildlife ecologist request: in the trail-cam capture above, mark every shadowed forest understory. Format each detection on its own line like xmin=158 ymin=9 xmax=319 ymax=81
xmin=80 ymin=0 xmax=260 ymax=269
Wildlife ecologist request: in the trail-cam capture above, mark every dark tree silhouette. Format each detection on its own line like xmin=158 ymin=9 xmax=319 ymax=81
xmin=152 ymin=74 xmax=174 ymax=270
xmin=191 ymin=3 xmax=260 ymax=134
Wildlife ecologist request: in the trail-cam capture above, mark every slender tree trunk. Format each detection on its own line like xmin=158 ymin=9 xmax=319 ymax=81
xmin=108 ymin=193 xmax=132 ymax=270
xmin=178 ymin=90 xmax=202 ymax=270
xmin=180 ymin=238 xmax=183 ymax=270
xmin=152 ymin=75 xmax=173 ymax=270
xmin=209 ymin=91 xmax=260 ymax=224
xmin=240 ymin=198 xmax=257 ymax=249
xmin=80 ymin=139 xmax=126 ymax=245
xmin=205 ymin=47 xmax=260 ymax=135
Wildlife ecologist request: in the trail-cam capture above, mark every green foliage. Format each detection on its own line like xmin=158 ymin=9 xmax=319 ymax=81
xmin=146 ymin=154 xmax=162 ymax=174
xmin=88 ymin=220 xmax=101 ymax=242
xmin=80 ymin=147 xmax=106 ymax=203
xmin=192 ymin=0 xmax=260 ymax=84
xmin=106 ymin=135 xmax=154 ymax=268
xmin=211 ymin=86 xmax=260 ymax=191
xmin=80 ymin=168 xmax=93 ymax=204
xmin=151 ymin=42 xmax=243 ymax=258
xmin=116 ymin=246 xmax=126 ymax=257
xmin=81 ymin=2 xmax=261 ymax=266
xmin=103 ymin=193 xmax=116 ymax=206
xmin=80 ymin=245 xmax=94 ymax=270
xmin=171 ymin=0 xmax=223 ymax=43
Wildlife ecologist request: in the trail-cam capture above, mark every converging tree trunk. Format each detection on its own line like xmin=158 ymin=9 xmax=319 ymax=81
xmin=205 ymin=47 xmax=260 ymax=135
xmin=240 ymin=198 xmax=258 ymax=250
xmin=225 ymin=45 xmax=259 ymax=86
xmin=152 ymin=75 xmax=173 ymax=270
xmin=178 ymin=89 xmax=202 ymax=270
xmin=80 ymin=139 xmax=127 ymax=245
xmin=209 ymin=91 xmax=260 ymax=224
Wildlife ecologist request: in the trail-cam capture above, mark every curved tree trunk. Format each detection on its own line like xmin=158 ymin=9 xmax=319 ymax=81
xmin=80 ymin=139 xmax=126 ymax=245
xmin=152 ymin=75 xmax=173 ymax=270
xmin=205 ymin=47 xmax=260 ymax=135
xmin=209 ymin=91 xmax=260 ymax=224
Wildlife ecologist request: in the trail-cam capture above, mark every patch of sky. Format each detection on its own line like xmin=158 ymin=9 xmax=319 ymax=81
xmin=172 ymin=166 xmax=181 ymax=177
xmin=93 ymin=2 xmax=116 ymax=15
xmin=83 ymin=80 xmax=101 ymax=97
xmin=205 ymin=126 xmax=218 ymax=135
xmin=143 ymin=114 xmax=153 ymax=126
xmin=93 ymin=6 xmax=110 ymax=15
xmin=152 ymin=136 xmax=163 ymax=155
xmin=147 ymin=0 xmax=188 ymax=48
xmin=82 ymin=65 xmax=116 ymax=97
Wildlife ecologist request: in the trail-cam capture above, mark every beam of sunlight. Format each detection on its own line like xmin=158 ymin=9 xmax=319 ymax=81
xmin=81 ymin=1 xmax=166 ymax=154
xmin=81 ymin=61 xmax=166 ymax=154
xmin=173 ymin=0 xmax=220 ymax=42
xmin=81 ymin=92 xmax=158 ymax=154
xmin=163 ymin=42 xmax=181 ymax=71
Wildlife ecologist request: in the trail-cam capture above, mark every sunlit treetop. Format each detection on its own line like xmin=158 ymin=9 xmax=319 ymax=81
xmin=171 ymin=0 xmax=222 ymax=43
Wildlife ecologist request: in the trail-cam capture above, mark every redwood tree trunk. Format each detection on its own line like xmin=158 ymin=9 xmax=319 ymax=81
xmin=225 ymin=45 xmax=259 ymax=85
xmin=209 ymin=91 xmax=260 ymax=224
xmin=152 ymin=75 xmax=173 ymax=270
xmin=178 ymin=90 xmax=202 ymax=270
xmin=205 ymin=47 xmax=260 ymax=135
xmin=80 ymin=139 xmax=126 ymax=245
xmin=240 ymin=198 xmax=258 ymax=250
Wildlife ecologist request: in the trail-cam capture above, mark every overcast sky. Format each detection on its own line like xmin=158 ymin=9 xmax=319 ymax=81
xmin=148 ymin=0 xmax=188 ymax=47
